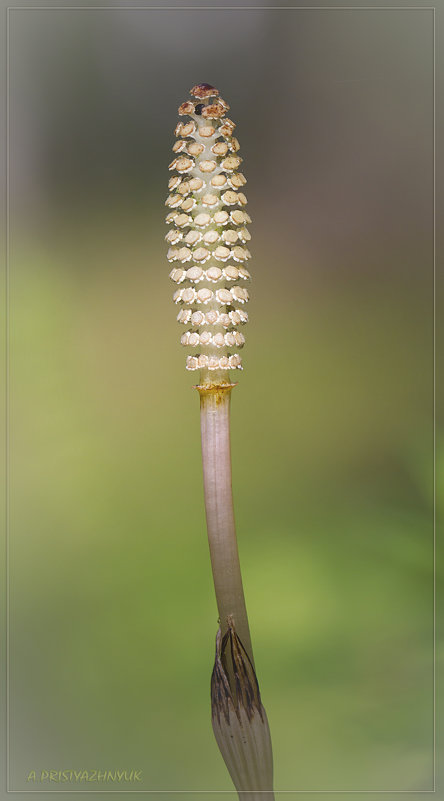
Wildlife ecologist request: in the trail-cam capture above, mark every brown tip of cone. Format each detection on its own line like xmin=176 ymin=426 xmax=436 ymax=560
xmin=190 ymin=83 xmax=220 ymax=99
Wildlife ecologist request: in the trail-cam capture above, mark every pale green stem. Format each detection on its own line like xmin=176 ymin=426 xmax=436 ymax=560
xmin=198 ymin=380 xmax=253 ymax=665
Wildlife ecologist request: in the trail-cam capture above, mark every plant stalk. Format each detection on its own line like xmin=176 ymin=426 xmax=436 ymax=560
xmin=198 ymin=379 xmax=253 ymax=665
xmin=167 ymin=83 xmax=273 ymax=798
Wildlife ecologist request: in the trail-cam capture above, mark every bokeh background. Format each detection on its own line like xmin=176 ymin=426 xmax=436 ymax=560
xmin=4 ymin=3 xmax=438 ymax=799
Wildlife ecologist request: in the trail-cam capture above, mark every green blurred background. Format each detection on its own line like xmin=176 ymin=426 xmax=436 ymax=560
xmin=4 ymin=3 xmax=438 ymax=798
